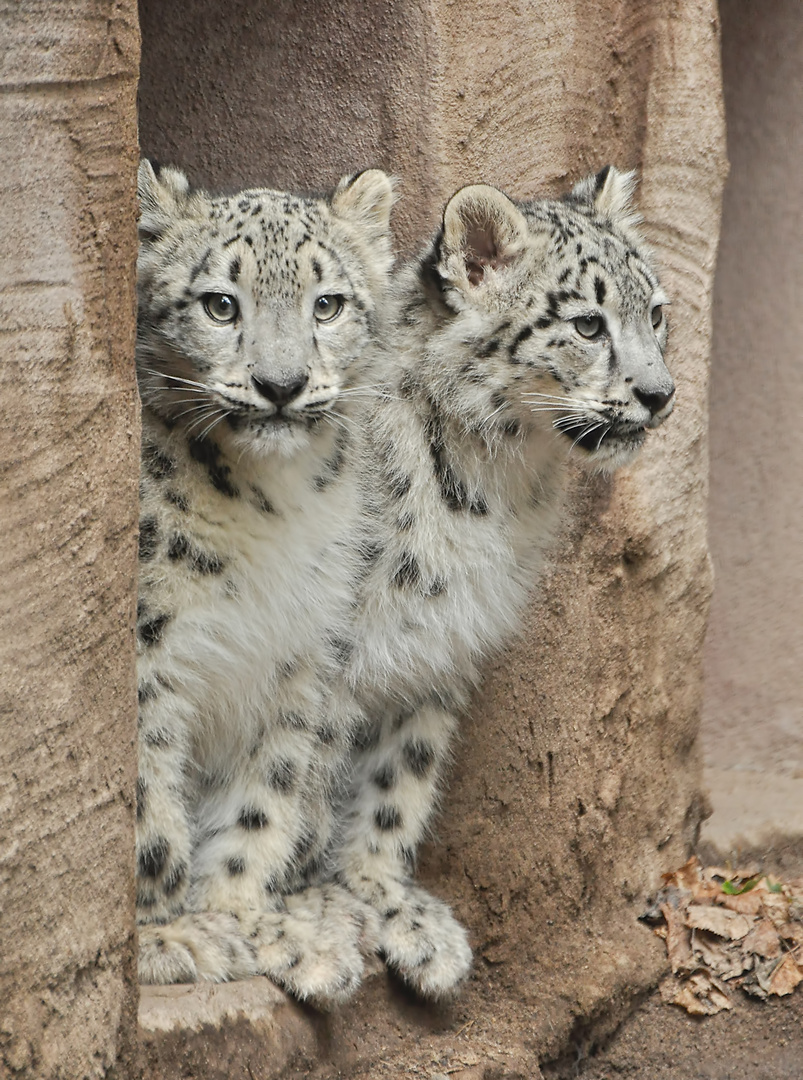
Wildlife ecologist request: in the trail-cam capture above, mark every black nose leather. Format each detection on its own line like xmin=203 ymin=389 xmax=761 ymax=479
xmin=634 ymin=385 xmax=675 ymax=416
xmin=252 ymin=373 xmax=309 ymax=408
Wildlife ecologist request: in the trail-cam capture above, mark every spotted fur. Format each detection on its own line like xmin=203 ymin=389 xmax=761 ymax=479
xmin=134 ymin=161 xmax=394 ymax=1003
xmin=332 ymin=167 xmax=674 ymax=996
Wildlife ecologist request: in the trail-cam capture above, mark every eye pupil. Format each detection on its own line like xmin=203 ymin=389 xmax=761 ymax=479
xmin=203 ymin=293 xmax=238 ymax=323
xmin=314 ymin=295 xmax=344 ymax=322
xmin=575 ymin=315 xmax=602 ymax=339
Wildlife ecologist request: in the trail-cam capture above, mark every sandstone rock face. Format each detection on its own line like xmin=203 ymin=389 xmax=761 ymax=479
xmin=702 ymin=0 xmax=803 ymax=867
xmin=136 ymin=0 xmax=726 ymax=1074
xmin=0 ymin=4 xmax=141 ymax=1078
xmin=1 ymin=1 xmax=725 ymax=1077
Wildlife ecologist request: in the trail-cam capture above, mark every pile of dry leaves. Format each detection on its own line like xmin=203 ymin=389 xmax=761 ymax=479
xmin=643 ymin=856 xmax=803 ymax=1015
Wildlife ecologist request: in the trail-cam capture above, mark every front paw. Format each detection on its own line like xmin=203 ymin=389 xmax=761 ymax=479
xmin=138 ymin=912 xmax=257 ymax=984
xmin=378 ymin=884 xmax=472 ymax=998
xmin=243 ymin=884 xmax=379 ymax=1006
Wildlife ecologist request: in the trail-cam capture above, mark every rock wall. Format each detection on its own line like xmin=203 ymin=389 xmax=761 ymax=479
xmin=702 ymin=0 xmax=803 ymax=862
xmin=0 ymin=4 xmax=141 ymax=1078
xmin=138 ymin=1 xmax=726 ymax=1076
xmin=0 ymin=1 xmax=726 ymax=1077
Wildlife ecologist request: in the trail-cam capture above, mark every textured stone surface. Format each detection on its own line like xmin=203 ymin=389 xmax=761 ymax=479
xmin=701 ymin=0 xmax=803 ymax=858
xmin=136 ymin=0 xmax=726 ymax=1075
xmin=700 ymin=770 xmax=803 ymax=869
xmin=137 ymin=0 xmax=437 ymax=253
xmin=0 ymin=3 xmax=141 ymax=1077
xmin=139 ymin=980 xmax=318 ymax=1080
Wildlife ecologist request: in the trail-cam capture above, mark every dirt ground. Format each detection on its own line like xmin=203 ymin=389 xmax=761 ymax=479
xmin=299 ymin=964 xmax=803 ymax=1080
xmin=543 ymin=986 xmax=803 ymax=1080
xmin=542 ymin=847 xmax=803 ymax=1080
xmin=314 ymin=849 xmax=803 ymax=1080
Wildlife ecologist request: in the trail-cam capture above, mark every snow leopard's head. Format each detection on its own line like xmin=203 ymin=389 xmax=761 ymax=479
xmin=430 ymin=166 xmax=673 ymax=471
xmin=136 ymin=161 xmax=395 ymax=458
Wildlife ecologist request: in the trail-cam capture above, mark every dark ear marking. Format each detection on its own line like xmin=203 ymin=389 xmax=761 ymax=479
xmin=594 ymin=165 xmax=612 ymax=193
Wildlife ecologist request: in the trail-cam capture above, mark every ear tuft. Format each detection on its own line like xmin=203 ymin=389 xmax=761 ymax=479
xmin=137 ymin=159 xmax=192 ymax=240
xmin=570 ymin=165 xmax=641 ymax=230
xmin=330 ymin=169 xmax=396 ymax=241
xmin=440 ymin=185 xmax=528 ymax=289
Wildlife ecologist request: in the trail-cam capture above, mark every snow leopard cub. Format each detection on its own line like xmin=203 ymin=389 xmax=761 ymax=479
xmin=332 ymin=167 xmax=674 ymax=997
xmin=134 ymin=160 xmax=394 ymax=1001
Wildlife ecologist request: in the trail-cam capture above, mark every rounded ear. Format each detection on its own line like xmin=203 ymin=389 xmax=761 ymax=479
xmin=570 ymin=165 xmax=641 ymax=230
xmin=330 ymin=169 xmax=397 ymax=242
xmin=137 ymin=159 xmax=192 ymax=240
xmin=439 ymin=184 xmax=529 ymax=289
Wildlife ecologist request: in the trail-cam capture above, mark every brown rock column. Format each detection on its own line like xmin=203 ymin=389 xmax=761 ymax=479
xmin=702 ymin=0 xmax=803 ymax=860
xmin=137 ymin=1 xmax=725 ymax=1074
xmin=0 ymin=4 xmax=141 ymax=1078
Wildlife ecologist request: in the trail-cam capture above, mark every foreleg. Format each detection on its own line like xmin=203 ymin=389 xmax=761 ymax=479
xmin=335 ymin=698 xmax=472 ymax=997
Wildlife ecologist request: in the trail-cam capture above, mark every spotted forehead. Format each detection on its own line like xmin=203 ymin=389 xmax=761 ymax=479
xmin=525 ymin=199 xmax=660 ymax=314
xmin=202 ymin=188 xmax=350 ymax=294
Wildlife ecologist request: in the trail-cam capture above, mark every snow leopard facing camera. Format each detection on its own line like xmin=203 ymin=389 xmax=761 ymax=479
xmin=134 ymin=161 xmax=395 ymax=1002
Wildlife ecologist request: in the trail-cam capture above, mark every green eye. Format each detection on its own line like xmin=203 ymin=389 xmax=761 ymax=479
xmin=651 ymin=304 xmax=663 ymax=329
xmin=203 ymin=293 xmax=239 ymax=323
xmin=574 ymin=314 xmax=604 ymax=339
xmin=314 ymin=295 xmax=344 ymax=322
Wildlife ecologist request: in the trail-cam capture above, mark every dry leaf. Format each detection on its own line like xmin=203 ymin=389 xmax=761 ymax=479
xmin=704 ymin=866 xmax=733 ymax=883
xmin=654 ymin=860 xmax=803 ymax=1012
xmin=732 ymin=864 xmax=762 ymax=880
xmin=741 ymin=919 xmax=782 ymax=959
xmin=692 ymin=929 xmax=752 ymax=980
xmin=664 ymin=857 xmax=719 ymax=902
xmin=761 ymin=892 xmax=791 ymax=929
xmin=663 ymin=856 xmax=701 ymax=888
xmin=768 ymin=953 xmax=803 ymax=997
xmin=661 ymin=903 xmax=694 ymax=975
xmin=718 ymin=888 xmax=766 ymax=916
xmin=777 ymin=922 xmax=803 ymax=945
xmin=743 ymin=959 xmax=772 ymax=999
xmin=685 ymin=904 xmax=754 ymax=941
xmin=661 ymin=973 xmax=732 ymax=1015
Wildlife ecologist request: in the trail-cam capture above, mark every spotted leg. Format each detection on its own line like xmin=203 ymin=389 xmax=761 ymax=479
xmin=335 ymin=698 xmax=472 ymax=997
xmin=136 ymin=669 xmax=195 ymax=924
xmin=176 ymin=675 xmax=377 ymax=1001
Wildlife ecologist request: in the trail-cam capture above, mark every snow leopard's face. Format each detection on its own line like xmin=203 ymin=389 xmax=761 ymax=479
xmin=433 ymin=166 xmax=673 ymax=471
xmin=136 ymin=163 xmax=394 ymax=458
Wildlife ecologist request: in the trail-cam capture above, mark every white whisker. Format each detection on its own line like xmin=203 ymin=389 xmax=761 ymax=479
xmin=197 ymin=410 xmax=228 ymax=442
xmin=569 ymin=421 xmax=606 ymax=453
xmin=324 ymin=410 xmax=358 ymax=434
xmin=552 ymin=414 xmax=593 ymax=429
xmin=185 ymin=407 xmax=224 ymax=437
xmin=143 ymin=369 xmax=210 ymax=391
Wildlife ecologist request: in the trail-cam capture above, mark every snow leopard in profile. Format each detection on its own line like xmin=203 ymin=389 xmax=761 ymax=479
xmin=134 ymin=160 xmax=395 ymax=1002
xmin=331 ymin=166 xmax=674 ymax=998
